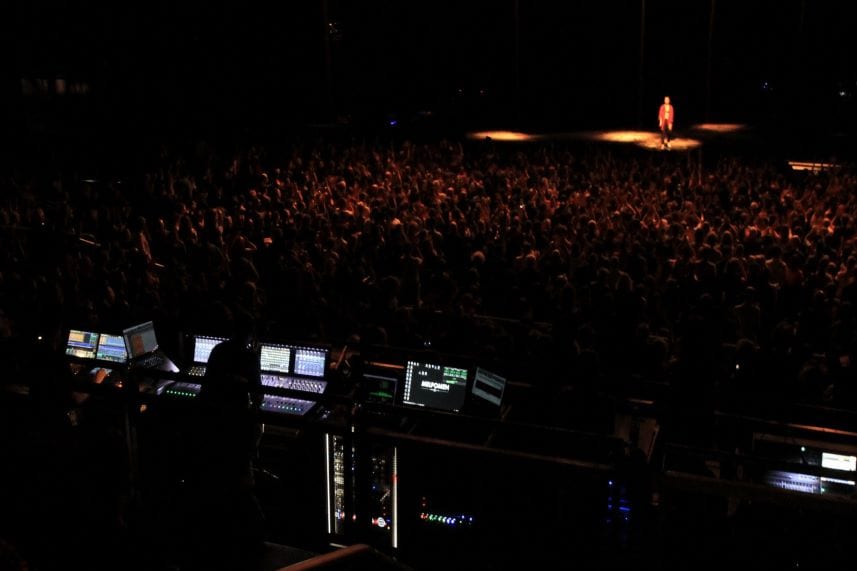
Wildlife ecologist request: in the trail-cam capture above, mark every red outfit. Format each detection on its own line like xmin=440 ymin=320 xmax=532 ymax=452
xmin=658 ymin=103 xmax=674 ymax=129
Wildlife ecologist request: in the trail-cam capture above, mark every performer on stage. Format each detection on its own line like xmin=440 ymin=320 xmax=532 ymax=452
xmin=658 ymin=96 xmax=675 ymax=149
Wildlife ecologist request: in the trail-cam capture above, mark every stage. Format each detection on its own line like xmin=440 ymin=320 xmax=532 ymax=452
xmin=468 ymin=123 xmax=748 ymax=151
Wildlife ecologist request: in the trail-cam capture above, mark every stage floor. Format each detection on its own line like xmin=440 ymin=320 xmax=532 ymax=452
xmin=468 ymin=124 xmax=750 ymax=152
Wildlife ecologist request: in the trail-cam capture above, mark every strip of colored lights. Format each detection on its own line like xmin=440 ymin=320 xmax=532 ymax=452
xmin=419 ymin=512 xmax=474 ymax=527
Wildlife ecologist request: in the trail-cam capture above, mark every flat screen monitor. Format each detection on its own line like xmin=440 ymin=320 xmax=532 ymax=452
xmin=403 ymin=360 xmax=468 ymax=413
xmin=122 ymin=321 xmax=159 ymax=359
xmin=66 ymin=329 xmax=98 ymax=359
xmin=821 ymin=452 xmax=857 ymax=490
xmin=293 ymin=346 xmax=328 ymax=378
xmin=471 ymin=367 xmax=506 ymax=407
xmin=821 ymin=452 xmax=857 ymax=472
xmin=193 ymin=335 xmax=226 ymax=364
xmin=260 ymin=343 xmax=291 ymax=373
xmin=96 ymin=333 xmax=128 ymax=363
xmin=364 ymin=373 xmax=398 ymax=403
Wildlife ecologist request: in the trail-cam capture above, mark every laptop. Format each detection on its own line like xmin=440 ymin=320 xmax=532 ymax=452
xmin=122 ymin=321 xmax=179 ymax=373
xmin=185 ymin=335 xmax=227 ymax=377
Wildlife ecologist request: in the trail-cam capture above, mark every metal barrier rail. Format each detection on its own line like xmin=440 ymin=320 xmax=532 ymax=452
xmin=364 ymin=426 xmax=618 ymax=473
xmin=277 ymin=544 xmax=411 ymax=571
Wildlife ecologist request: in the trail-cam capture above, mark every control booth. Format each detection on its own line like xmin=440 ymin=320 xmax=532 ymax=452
xmin=15 ymin=321 xmax=857 ymax=568
xmin=48 ymin=324 xmax=628 ymax=567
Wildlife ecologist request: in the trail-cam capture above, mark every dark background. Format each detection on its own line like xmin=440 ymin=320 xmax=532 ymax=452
xmin=8 ymin=0 xmax=857 ymax=139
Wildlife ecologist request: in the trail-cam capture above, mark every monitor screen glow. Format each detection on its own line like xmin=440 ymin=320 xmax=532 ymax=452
xmin=96 ymin=333 xmax=128 ymax=363
xmin=66 ymin=329 xmax=98 ymax=359
xmin=193 ymin=336 xmax=225 ymax=364
xmin=122 ymin=321 xmax=158 ymax=358
xmin=471 ymin=367 xmax=506 ymax=407
xmin=402 ymin=360 xmax=468 ymax=413
xmin=260 ymin=344 xmax=291 ymax=373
